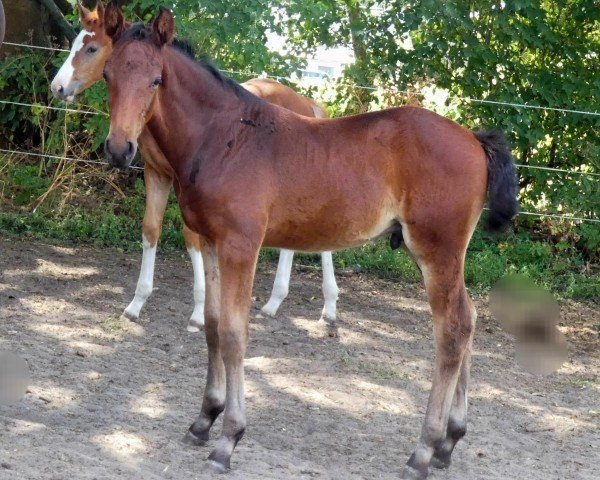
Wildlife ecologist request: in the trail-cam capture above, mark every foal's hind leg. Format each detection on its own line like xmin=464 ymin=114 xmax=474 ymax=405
xmin=402 ymin=242 xmax=475 ymax=479
xmin=122 ymin=166 xmax=171 ymax=321
xmin=319 ymin=251 xmax=339 ymax=322
xmin=261 ymin=249 xmax=294 ymax=316
xmin=431 ymin=335 xmax=474 ymax=469
xmin=184 ymin=242 xmax=226 ymax=445
xmin=183 ymin=225 xmax=206 ymax=332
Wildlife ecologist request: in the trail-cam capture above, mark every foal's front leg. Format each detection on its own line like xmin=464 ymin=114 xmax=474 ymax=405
xmin=207 ymin=233 xmax=261 ymax=472
xmin=122 ymin=166 xmax=171 ymax=321
xmin=185 ymin=242 xmax=226 ymax=444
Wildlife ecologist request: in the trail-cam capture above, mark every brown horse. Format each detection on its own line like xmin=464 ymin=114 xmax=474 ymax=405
xmin=50 ymin=1 xmax=339 ymax=331
xmin=102 ymin=9 xmax=518 ymax=480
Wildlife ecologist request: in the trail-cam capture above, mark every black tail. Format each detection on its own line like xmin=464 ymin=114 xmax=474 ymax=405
xmin=473 ymin=130 xmax=519 ymax=231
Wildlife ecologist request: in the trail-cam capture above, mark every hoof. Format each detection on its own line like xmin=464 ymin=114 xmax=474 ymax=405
xmin=319 ymin=312 xmax=336 ymax=323
xmin=431 ymin=452 xmax=451 ymax=469
xmin=187 ymin=319 xmax=204 ymax=333
xmin=206 ymin=459 xmax=228 ymax=474
xmin=207 ymin=448 xmax=230 ymax=473
xmin=182 ymin=429 xmax=208 ymax=446
xmin=260 ymin=307 xmax=276 ymax=317
xmin=401 ymin=465 xmax=427 ymax=480
xmin=317 ymin=317 xmax=338 ymax=338
xmin=121 ymin=310 xmax=138 ymax=322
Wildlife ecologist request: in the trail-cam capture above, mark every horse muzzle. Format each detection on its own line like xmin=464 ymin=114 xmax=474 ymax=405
xmin=50 ymin=80 xmax=80 ymax=103
xmin=104 ymin=137 xmax=137 ymax=169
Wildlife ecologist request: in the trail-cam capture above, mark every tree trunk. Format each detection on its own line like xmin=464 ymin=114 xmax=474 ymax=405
xmin=37 ymin=0 xmax=76 ymax=42
xmin=1 ymin=0 xmax=75 ymax=55
xmin=345 ymin=2 xmax=372 ymax=112
xmin=3 ymin=0 xmax=53 ymax=49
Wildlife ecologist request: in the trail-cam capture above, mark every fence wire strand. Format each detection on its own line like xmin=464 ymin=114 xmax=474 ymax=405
xmin=0 ymin=148 xmax=144 ymax=171
xmin=0 ymin=99 xmax=107 ymax=116
xmin=3 ymin=41 xmax=70 ymax=53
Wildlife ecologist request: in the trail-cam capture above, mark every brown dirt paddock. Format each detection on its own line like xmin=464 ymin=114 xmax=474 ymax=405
xmin=0 ymin=236 xmax=598 ymax=479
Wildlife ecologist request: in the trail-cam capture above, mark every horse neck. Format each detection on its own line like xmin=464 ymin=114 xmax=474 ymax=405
xmin=147 ymin=48 xmax=266 ymax=166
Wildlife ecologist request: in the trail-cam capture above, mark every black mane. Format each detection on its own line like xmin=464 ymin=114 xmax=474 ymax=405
xmin=115 ymin=24 xmax=258 ymax=102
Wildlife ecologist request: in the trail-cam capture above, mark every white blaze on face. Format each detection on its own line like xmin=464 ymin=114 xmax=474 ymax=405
xmin=51 ymin=29 xmax=95 ymax=101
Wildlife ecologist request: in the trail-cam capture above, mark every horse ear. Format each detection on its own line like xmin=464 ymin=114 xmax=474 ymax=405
xmin=151 ymin=7 xmax=175 ymax=47
xmin=77 ymin=2 xmax=92 ymax=22
xmin=104 ymin=2 xmax=125 ymax=42
xmin=95 ymin=1 xmax=105 ymax=24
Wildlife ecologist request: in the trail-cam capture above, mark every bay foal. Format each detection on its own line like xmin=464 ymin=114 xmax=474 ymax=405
xmin=103 ymin=9 xmax=518 ymax=479
xmin=50 ymin=1 xmax=339 ymax=330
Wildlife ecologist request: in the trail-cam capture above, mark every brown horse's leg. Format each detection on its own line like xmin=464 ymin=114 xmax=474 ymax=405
xmin=431 ymin=334 xmax=474 ymax=469
xmin=402 ymin=236 xmax=476 ymax=480
xmin=184 ymin=242 xmax=226 ymax=445
xmin=122 ymin=165 xmax=171 ymax=321
xmin=207 ymin=233 xmax=260 ymax=472
xmin=182 ymin=225 xmax=206 ymax=332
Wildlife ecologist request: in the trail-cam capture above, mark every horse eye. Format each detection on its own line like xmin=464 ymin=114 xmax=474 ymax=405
xmin=86 ymin=45 xmax=98 ymax=54
xmin=151 ymin=77 xmax=162 ymax=89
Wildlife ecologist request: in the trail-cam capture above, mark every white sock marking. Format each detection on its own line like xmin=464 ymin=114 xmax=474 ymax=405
xmin=320 ymin=251 xmax=338 ymax=321
xmin=124 ymin=234 xmax=156 ymax=320
xmin=187 ymin=248 xmax=205 ymax=331
xmin=262 ymin=249 xmax=294 ymax=316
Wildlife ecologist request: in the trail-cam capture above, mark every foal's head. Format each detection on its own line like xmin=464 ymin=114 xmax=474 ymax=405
xmin=103 ymin=8 xmax=174 ymax=168
xmin=51 ymin=1 xmax=113 ymax=102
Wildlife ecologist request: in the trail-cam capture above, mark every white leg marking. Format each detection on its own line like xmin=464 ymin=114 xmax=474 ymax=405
xmin=320 ymin=251 xmax=339 ymax=321
xmin=261 ymin=249 xmax=294 ymax=316
xmin=187 ymin=247 xmax=206 ymax=332
xmin=123 ymin=234 xmax=156 ymax=321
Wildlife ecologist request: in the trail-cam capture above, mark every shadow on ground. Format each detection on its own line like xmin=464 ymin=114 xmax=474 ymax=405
xmin=0 ymin=237 xmax=598 ymax=480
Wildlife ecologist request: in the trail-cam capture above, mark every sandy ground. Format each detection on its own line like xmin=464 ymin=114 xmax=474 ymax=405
xmin=0 ymin=236 xmax=598 ymax=480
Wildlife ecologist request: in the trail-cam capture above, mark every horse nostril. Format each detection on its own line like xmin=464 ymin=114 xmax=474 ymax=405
xmin=58 ymin=85 xmax=64 ymax=94
xmin=127 ymin=141 xmax=135 ymax=158
xmin=104 ymin=139 xmax=111 ymax=155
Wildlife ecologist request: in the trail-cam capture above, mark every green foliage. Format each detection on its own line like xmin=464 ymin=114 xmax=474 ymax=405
xmin=8 ymin=166 xmax=51 ymax=205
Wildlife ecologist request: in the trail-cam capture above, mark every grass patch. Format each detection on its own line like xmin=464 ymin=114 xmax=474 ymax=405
xmin=101 ymin=315 xmax=126 ymax=335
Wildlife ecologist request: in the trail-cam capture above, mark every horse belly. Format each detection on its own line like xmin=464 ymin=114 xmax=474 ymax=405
xmin=263 ymin=201 xmax=398 ymax=252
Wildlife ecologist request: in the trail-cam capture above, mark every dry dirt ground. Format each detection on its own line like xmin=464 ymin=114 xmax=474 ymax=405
xmin=0 ymin=237 xmax=598 ymax=480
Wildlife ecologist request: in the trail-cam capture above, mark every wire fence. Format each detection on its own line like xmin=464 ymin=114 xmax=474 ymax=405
xmin=1 ymin=41 xmax=598 ymax=224
xmin=0 ymin=99 xmax=107 ymax=116
xmin=0 ymin=148 xmax=144 ymax=171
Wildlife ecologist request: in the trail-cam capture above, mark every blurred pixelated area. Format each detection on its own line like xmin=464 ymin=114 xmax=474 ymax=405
xmin=0 ymin=351 xmax=30 ymax=406
xmin=490 ymin=276 xmax=568 ymax=375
